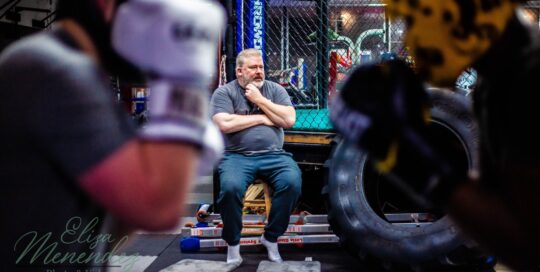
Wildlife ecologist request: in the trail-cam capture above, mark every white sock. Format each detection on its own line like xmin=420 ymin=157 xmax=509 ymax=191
xmin=226 ymin=244 xmax=243 ymax=266
xmin=261 ymin=234 xmax=283 ymax=263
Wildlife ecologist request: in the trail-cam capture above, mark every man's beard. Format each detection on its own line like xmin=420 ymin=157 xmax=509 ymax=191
xmin=250 ymin=78 xmax=264 ymax=88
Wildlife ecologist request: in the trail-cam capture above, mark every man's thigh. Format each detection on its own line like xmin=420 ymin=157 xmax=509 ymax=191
xmin=218 ymin=153 xmax=258 ymax=192
xmin=257 ymin=153 xmax=302 ymax=187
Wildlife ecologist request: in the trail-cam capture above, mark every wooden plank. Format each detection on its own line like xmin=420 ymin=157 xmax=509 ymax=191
xmin=241 ymin=228 xmax=264 ymax=236
xmin=284 ymin=133 xmax=334 ymax=145
xmin=245 ymin=184 xmax=264 ymax=200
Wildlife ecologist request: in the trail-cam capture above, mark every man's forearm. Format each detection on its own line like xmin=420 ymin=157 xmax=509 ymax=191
xmin=214 ymin=113 xmax=267 ymax=134
xmin=257 ymin=98 xmax=295 ymax=128
xmin=80 ymin=140 xmax=199 ymax=231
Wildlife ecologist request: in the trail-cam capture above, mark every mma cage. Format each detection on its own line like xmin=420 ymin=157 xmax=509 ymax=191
xmin=220 ymin=0 xmax=540 ymax=132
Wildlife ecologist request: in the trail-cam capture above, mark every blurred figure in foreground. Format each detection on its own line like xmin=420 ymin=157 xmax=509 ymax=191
xmin=331 ymin=1 xmax=540 ymax=269
xmin=0 ymin=0 xmax=224 ymax=270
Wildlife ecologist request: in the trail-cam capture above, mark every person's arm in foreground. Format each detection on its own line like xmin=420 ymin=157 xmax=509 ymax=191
xmin=80 ymin=0 xmax=226 ymax=231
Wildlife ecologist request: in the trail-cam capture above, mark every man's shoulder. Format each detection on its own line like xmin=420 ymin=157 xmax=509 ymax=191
xmin=264 ymin=80 xmax=285 ymax=91
xmin=0 ymin=32 xmax=104 ymax=100
xmin=263 ymin=81 xmax=289 ymax=99
xmin=214 ymin=80 xmax=240 ymax=94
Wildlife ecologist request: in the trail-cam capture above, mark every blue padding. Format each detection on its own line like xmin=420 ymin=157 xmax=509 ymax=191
xmin=195 ymin=222 xmax=209 ymax=228
xmin=180 ymin=237 xmax=200 ymax=252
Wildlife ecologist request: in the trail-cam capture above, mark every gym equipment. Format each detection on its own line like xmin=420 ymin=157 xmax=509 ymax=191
xmin=197 ymin=213 xmax=329 ymax=225
xmin=330 ymin=60 xmax=467 ymax=209
xmin=181 ymin=224 xmax=333 ymax=238
xmin=180 ymin=234 xmax=339 ymax=253
xmin=327 ymin=88 xmax=493 ymax=270
xmin=180 ymin=212 xmax=337 ymax=253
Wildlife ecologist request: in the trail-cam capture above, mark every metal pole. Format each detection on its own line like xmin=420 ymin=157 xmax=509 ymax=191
xmin=280 ymin=7 xmax=285 ymax=70
xmin=236 ymin=0 xmax=244 ymax=54
xmin=226 ymin=0 xmax=237 ymax=82
xmin=316 ymin=0 xmax=329 ymax=108
xmin=285 ymin=6 xmax=289 ymax=70
xmin=385 ymin=10 xmax=392 ymax=52
xmin=280 ymin=6 xmax=290 ymax=70
xmin=264 ymin=0 xmax=268 ymax=71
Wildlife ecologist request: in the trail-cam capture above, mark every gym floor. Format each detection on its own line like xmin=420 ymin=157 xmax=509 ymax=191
xmin=111 ymin=176 xmax=513 ymax=272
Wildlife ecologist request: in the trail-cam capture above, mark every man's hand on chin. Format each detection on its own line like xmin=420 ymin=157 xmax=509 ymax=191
xmin=245 ymin=83 xmax=265 ymax=104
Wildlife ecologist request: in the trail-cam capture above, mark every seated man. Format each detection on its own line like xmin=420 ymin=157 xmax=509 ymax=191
xmin=211 ymin=48 xmax=302 ymax=265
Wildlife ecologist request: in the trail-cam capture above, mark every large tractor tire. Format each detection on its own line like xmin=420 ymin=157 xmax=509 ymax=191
xmin=325 ymin=88 xmax=492 ymax=271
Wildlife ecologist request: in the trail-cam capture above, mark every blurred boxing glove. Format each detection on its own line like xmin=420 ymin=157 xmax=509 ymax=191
xmin=112 ymin=0 xmax=225 ymax=170
xmin=199 ymin=120 xmax=224 ymax=176
xmin=330 ymin=60 xmax=466 ymax=209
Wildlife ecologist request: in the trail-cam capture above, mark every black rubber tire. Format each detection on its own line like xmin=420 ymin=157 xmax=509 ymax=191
xmin=325 ymin=88 xmax=488 ymax=270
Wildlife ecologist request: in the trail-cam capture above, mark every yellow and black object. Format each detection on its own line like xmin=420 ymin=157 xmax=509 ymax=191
xmin=385 ymin=0 xmax=524 ymax=87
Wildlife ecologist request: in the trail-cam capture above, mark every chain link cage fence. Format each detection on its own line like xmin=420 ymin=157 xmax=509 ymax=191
xmin=226 ymin=0 xmax=540 ymax=132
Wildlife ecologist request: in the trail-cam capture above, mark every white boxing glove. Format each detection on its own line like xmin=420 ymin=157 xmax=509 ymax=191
xmin=198 ymin=121 xmax=224 ymax=176
xmin=112 ymin=0 xmax=225 ymax=85
xmin=112 ymin=0 xmax=226 ymax=145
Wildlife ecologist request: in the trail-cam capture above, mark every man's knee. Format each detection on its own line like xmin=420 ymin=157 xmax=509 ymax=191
xmin=290 ymin=177 xmax=302 ymax=197
xmin=219 ymin=178 xmax=245 ymax=199
xmin=275 ymin=170 xmax=302 ymax=196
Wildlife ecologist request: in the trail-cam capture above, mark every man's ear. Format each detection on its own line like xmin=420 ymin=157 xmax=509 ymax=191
xmin=236 ymin=67 xmax=242 ymax=77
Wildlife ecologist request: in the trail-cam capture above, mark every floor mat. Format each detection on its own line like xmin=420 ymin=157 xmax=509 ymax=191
xmin=256 ymin=260 xmax=321 ymax=272
xmin=117 ymin=234 xmax=178 ymax=256
xmin=159 ymin=259 xmax=240 ymax=272
xmin=109 ymin=255 xmax=157 ymax=272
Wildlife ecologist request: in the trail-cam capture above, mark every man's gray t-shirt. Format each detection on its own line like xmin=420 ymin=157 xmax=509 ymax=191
xmin=0 ymin=29 xmax=136 ymax=270
xmin=210 ymin=80 xmax=293 ymax=153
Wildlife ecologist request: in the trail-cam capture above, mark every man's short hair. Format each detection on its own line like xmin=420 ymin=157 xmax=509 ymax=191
xmin=236 ymin=49 xmax=262 ymax=68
